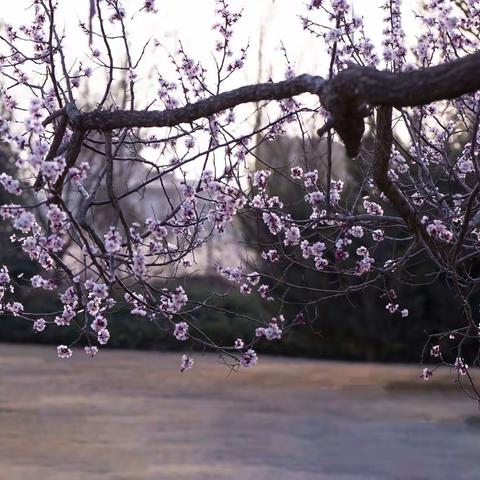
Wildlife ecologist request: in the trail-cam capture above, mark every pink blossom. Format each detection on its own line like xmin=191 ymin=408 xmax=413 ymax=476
xmin=33 ymin=318 xmax=46 ymax=332
xmin=421 ymin=368 xmax=432 ymax=380
xmin=240 ymin=349 xmax=258 ymax=368
xmin=91 ymin=316 xmax=108 ymax=333
xmin=261 ymin=249 xmax=279 ymax=262
xmin=252 ymin=170 xmax=271 ymax=189
xmin=132 ymin=250 xmax=146 ymax=278
xmin=97 ymin=328 xmax=110 ymax=345
xmin=363 ymin=199 xmax=384 ymax=216
xmin=174 ymin=321 xmax=189 ymax=341
xmin=430 ymin=345 xmax=441 ymax=357
xmin=180 ymin=354 xmax=194 ymax=372
xmin=57 ymin=345 xmax=72 ymax=359
xmin=291 ymin=166 xmax=303 ymax=179
xmin=386 ymin=303 xmax=399 ymax=314
xmin=84 ymin=346 xmax=98 ymax=357
xmin=0 ymin=173 xmax=22 ymax=195
xmin=234 ymin=338 xmax=244 ymax=349
xmin=262 ymin=212 xmax=283 ymax=235
xmin=13 ymin=212 xmax=36 ymax=233
xmin=104 ymin=227 xmax=122 ymax=254
xmin=303 ymin=170 xmax=318 ymax=188
xmin=284 ymin=226 xmax=301 ymax=246
xmin=256 ymin=320 xmax=282 ymax=340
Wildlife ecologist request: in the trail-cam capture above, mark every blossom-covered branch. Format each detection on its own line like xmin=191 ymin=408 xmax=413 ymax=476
xmin=1 ymin=0 xmax=480 ymax=399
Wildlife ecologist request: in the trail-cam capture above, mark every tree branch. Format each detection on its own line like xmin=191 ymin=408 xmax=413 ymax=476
xmin=74 ymin=74 xmax=326 ymax=130
xmin=63 ymin=52 xmax=480 ymax=158
xmin=372 ymin=106 xmax=443 ymax=256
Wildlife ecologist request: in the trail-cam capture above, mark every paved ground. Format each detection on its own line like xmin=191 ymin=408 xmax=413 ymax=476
xmin=0 ymin=344 xmax=479 ymax=480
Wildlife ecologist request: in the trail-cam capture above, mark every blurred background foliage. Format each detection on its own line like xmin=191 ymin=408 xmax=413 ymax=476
xmin=0 ymin=135 xmax=471 ymax=364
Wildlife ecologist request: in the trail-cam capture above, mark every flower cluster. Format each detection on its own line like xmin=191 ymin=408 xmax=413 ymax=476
xmin=256 ymin=320 xmax=282 ymax=341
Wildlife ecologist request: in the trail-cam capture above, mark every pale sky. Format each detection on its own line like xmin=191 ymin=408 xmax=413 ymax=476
xmin=2 ymin=0 xmax=420 ymax=94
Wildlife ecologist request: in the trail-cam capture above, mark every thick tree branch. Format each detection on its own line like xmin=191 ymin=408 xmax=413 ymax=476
xmin=73 ymin=75 xmax=326 ymax=130
xmin=330 ymin=52 xmax=480 ymax=108
xmin=321 ymin=53 xmax=480 ymax=155
xmin=61 ymin=52 xmax=480 ymax=158
xmin=34 ymin=113 xmax=68 ymax=191
xmin=53 ymin=130 xmax=85 ymax=194
xmin=372 ymin=106 xmax=444 ymax=256
xmin=372 ymin=107 xmax=417 ymax=229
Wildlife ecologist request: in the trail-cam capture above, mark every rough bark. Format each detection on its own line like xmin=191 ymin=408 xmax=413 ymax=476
xmin=61 ymin=52 xmax=480 ymax=158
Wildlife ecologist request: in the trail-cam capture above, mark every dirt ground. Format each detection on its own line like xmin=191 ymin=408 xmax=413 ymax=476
xmin=0 ymin=344 xmax=479 ymax=480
